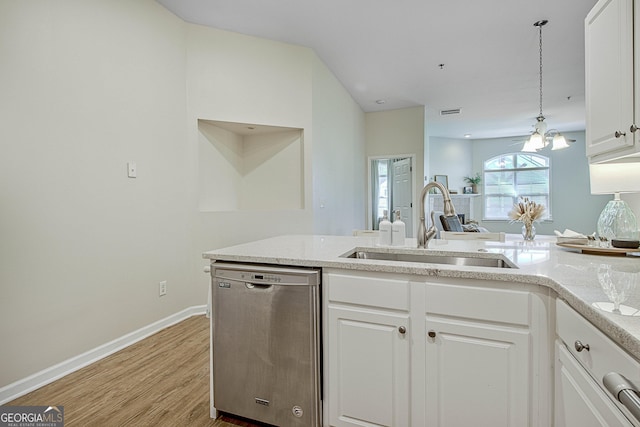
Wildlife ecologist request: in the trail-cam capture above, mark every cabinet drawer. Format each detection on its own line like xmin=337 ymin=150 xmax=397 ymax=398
xmin=556 ymin=300 xmax=640 ymax=388
xmin=326 ymin=271 xmax=410 ymax=311
xmin=425 ymin=282 xmax=530 ymax=326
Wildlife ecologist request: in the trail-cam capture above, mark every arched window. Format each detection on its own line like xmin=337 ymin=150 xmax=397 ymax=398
xmin=483 ymin=153 xmax=551 ymax=220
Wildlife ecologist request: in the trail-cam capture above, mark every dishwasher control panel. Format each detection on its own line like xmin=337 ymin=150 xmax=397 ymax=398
xmin=240 ymin=272 xmax=282 ymax=283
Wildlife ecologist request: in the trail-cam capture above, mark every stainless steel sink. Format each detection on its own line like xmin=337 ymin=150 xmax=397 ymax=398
xmin=342 ymin=249 xmax=516 ymax=269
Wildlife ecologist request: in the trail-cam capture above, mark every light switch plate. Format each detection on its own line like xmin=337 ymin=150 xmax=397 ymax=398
xmin=127 ymin=162 xmax=137 ymax=178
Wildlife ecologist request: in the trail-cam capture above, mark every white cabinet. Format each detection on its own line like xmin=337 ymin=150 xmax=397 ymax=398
xmin=555 ymin=299 xmax=640 ymax=426
xmin=555 ymin=343 xmax=632 ymax=426
xmin=585 ymin=0 xmax=639 ymax=162
xmin=423 ymin=282 xmax=543 ymax=427
xmin=324 ymin=270 xmax=551 ymax=427
xmin=424 ymin=320 xmax=530 ymax=426
xmin=327 ymin=308 xmax=410 ymax=427
xmin=325 ymin=270 xmax=411 ymax=427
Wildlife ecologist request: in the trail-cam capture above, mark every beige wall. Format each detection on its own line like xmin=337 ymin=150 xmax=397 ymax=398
xmin=0 ymin=0 xmax=191 ymax=386
xmin=365 ymin=107 xmax=426 ymax=231
xmin=311 ymin=55 xmax=367 ymax=234
xmin=186 ymin=24 xmax=315 ymax=262
xmin=0 ymin=0 xmax=366 ymax=389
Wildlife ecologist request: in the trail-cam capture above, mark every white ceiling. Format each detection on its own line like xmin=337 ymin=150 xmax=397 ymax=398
xmin=156 ymin=0 xmax=599 ymax=140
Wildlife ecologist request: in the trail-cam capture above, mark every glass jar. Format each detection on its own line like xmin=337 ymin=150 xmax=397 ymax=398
xmin=522 ymin=222 xmax=536 ymax=241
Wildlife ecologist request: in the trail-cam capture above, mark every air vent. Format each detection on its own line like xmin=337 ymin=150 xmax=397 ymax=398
xmin=440 ymin=108 xmax=461 ymax=116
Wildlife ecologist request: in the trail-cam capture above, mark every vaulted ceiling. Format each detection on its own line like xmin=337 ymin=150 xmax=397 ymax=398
xmin=157 ymin=0 xmax=599 ymax=140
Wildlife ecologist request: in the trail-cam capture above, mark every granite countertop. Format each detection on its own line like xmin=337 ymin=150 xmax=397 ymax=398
xmin=203 ymin=234 xmax=640 ymax=360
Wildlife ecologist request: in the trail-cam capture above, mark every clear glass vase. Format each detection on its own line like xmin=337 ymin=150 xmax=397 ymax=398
xmin=597 ymin=193 xmax=638 ymax=241
xmin=522 ymin=223 xmax=536 ymax=241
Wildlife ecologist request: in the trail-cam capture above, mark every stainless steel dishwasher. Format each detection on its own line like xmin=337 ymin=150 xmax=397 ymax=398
xmin=210 ymin=262 xmax=321 ymax=427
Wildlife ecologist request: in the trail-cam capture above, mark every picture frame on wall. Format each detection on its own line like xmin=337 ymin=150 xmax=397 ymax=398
xmin=434 ymin=174 xmax=448 ymax=189
xmin=463 ymin=186 xmax=473 ymax=194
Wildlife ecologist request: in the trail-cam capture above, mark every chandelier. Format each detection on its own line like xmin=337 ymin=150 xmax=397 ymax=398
xmin=522 ymin=20 xmax=571 ymax=152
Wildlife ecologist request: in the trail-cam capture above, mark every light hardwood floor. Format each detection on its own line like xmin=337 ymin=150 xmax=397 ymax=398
xmin=7 ymin=315 xmax=265 ymax=427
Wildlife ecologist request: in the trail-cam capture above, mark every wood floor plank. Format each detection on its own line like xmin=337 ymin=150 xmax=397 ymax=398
xmin=6 ymin=315 xmax=263 ymax=427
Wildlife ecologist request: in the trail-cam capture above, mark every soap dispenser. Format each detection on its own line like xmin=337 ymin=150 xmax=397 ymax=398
xmin=378 ymin=210 xmax=392 ymax=246
xmin=392 ymin=210 xmax=406 ymax=246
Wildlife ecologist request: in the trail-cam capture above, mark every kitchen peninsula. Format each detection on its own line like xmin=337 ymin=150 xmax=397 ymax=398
xmin=204 ymin=234 xmax=640 ymax=426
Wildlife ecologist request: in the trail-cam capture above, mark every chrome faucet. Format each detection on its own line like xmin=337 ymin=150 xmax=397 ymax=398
xmin=417 ymin=181 xmax=457 ymax=248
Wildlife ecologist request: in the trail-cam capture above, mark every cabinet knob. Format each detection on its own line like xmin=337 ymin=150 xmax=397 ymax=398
xmin=575 ymin=340 xmax=590 ymax=352
xmin=428 ymin=330 xmax=436 ymax=338
xmin=631 ymin=124 xmax=639 ymax=133
xmin=615 ymin=130 xmax=626 ymax=138
xmin=398 ymin=326 xmax=406 ymax=334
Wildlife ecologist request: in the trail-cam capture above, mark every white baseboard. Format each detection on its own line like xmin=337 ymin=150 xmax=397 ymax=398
xmin=0 ymin=305 xmax=207 ymax=405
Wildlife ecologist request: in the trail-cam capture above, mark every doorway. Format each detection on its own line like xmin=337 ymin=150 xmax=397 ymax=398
xmin=369 ymin=156 xmax=415 ymax=236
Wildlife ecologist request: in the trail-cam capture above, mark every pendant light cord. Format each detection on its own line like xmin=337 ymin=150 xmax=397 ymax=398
xmin=538 ymin=21 xmax=543 ymax=119
xmin=534 ymin=20 xmax=547 ymax=121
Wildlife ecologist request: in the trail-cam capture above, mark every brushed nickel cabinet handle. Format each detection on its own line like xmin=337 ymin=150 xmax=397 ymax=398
xmin=631 ymin=124 xmax=639 ymax=133
xmin=428 ymin=330 xmax=436 ymax=338
xmin=398 ymin=326 xmax=406 ymax=334
xmin=575 ymin=340 xmax=590 ymax=352
xmin=615 ymin=131 xmax=626 ymax=138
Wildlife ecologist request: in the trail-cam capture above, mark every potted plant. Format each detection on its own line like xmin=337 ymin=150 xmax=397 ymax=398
xmin=463 ymin=173 xmax=482 ymax=194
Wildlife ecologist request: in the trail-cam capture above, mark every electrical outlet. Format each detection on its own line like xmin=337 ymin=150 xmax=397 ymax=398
xmin=159 ymin=280 xmax=167 ymax=297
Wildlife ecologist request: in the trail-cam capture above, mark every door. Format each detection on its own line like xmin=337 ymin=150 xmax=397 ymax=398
xmin=585 ymin=0 xmax=635 ymax=158
xmin=370 ymin=156 xmax=414 ymax=234
xmin=392 ymin=157 xmax=413 ymax=236
xmin=328 ymin=306 xmax=410 ymax=427
xmin=424 ymin=318 xmax=531 ymax=427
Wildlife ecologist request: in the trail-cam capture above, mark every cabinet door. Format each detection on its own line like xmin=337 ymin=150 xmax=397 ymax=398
xmin=585 ymin=0 xmax=635 ymax=159
xmin=424 ymin=318 xmax=530 ymax=427
xmin=555 ymin=342 xmax=633 ymax=427
xmin=328 ymin=307 xmax=410 ymax=427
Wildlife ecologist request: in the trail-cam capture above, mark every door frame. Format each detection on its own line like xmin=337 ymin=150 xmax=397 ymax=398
xmin=367 ymin=154 xmax=417 ymax=235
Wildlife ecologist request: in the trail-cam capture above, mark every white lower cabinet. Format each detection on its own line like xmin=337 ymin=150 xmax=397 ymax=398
xmin=423 ymin=282 xmax=543 ymax=427
xmin=327 ymin=307 xmax=410 ymax=427
xmin=325 ymin=270 xmax=411 ymax=427
xmin=555 ymin=342 xmax=632 ymax=427
xmin=554 ymin=299 xmax=640 ymax=427
xmin=324 ymin=270 xmax=551 ymax=427
xmin=424 ymin=319 xmax=530 ymax=426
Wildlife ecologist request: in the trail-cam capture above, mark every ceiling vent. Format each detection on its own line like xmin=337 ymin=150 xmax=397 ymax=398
xmin=440 ymin=108 xmax=461 ymax=116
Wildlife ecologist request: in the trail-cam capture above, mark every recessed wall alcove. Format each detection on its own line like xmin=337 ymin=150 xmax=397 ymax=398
xmin=198 ymin=119 xmax=304 ymax=212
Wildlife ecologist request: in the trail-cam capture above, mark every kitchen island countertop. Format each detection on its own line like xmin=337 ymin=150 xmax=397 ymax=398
xmin=204 ymin=234 xmax=640 ymax=360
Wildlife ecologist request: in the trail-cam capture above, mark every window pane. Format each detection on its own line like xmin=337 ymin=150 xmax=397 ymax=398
xmin=484 ymin=171 xmax=514 ymax=195
xmin=485 ymin=196 xmax=515 ymax=219
xmin=515 ymin=154 xmax=548 ymax=168
xmin=483 ymin=153 xmax=550 ymax=220
xmin=485 ymin=155 xmax=514 ymax=170
xmin=515 ymin=169 xmax=549 ymax=195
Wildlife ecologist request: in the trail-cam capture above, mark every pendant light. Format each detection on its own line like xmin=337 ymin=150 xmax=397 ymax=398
xmin=522 ymin=20 xmax=571 ymax=152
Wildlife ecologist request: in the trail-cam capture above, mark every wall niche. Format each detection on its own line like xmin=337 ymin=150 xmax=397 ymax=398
xmin=198 ymin=119 xmax=304 ymax=212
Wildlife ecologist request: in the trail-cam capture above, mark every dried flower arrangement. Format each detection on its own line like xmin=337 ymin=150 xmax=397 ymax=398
xmin=508 ymin=197 xmax=545 ymax=240
xmin=508 ymin=197 xmax=545 ymax=223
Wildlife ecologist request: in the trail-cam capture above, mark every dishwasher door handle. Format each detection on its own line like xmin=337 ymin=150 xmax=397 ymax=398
xmin=603 ymin=372 xmax=640 ymax=422
xmin=246 ymin=282 xmax=273 ymax=290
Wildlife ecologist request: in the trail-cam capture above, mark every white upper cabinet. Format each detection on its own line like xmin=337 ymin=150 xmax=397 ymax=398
xmin=585 ymin=0 xmax=639 ymax=162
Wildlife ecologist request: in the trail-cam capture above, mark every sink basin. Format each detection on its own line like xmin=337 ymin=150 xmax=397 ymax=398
xmin=342 ymin=249 xmax=516 ymax=269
